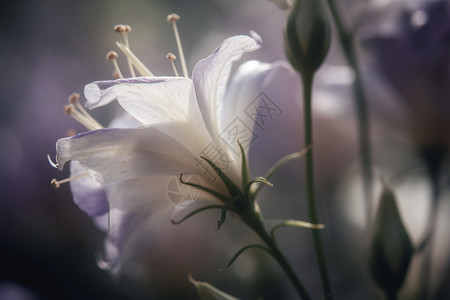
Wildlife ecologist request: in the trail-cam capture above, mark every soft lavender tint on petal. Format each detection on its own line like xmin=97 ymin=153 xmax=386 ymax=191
xmin=55 ymin=127 xmax=200 ymax=184
xmin=192 ymin=35 xmax=261 ymax=142
xmin=98 ymin=176 xmax=176 ymax=274
xmin=69 ymin=161 xmax=109 ymax=217
xmin=84 ymin=77 xmax=167 ymax=110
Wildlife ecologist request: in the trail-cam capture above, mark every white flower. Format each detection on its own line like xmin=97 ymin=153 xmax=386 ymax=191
xmin=51 ymin=29 xmax=291 ymax=273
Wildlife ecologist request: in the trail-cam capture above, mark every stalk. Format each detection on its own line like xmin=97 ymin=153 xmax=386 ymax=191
xmin=301 ymin=71 xmax=333 ymax=299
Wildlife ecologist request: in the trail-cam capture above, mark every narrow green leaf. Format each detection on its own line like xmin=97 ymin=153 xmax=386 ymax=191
xmin=179 ymin=174 xmax=231 ymax=203
xmin=252 ymin=145 xmax=312 ymax=198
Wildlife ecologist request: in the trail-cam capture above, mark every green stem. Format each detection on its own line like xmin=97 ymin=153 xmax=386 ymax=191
xmin=417 ymin=178 xmax=440 ymax=299
xmin=302 ymin=71 xmax=333 ymax=299
xmin=250 ymin=217 xmax=312 ymax=300
xmin=385 ymin=290 xmax=397 ymax=300
xmin=326 ymin=0 xmax=373 ymax=227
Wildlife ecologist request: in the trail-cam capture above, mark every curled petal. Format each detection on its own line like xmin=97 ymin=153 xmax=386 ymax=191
xmin=84 ymin=77 xmax=167 ymax=109
xmin=86 ymin=76 xmax=211 ymax=155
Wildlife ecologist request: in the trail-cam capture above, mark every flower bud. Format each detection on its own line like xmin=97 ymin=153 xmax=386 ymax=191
xmin=284 ymin=0 xmax=331 ymax=75
xmin=369 ymin=181 xmax=413 ymax=295
xmin=189 ymin=274 xmax=239 ymax=300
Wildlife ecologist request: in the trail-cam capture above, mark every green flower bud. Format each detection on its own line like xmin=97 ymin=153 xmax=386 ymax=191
xmin=284 ymin=0 xmax=331 ymax=75
xmin=369 ymin=181 xmax=413 ymax=296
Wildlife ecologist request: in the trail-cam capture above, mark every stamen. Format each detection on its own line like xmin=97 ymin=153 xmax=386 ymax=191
xmin=114 ymin=24 xmax=135 ymax=77
xmin=112 ymin=70 xmax=120 ymax=79
xmin=106 ymin=51 xmax=124 ymax=79
xmin=67 ymin=93 xmax=103 ymax=130
xmin=115 ymin=41 xmax=154 ymax=76
xmin=166 ymin=52 xmax=180 ymax=77
xmin=66 ymin=129 xmax=77 ymax=137
xmin=167 ymin=13 xmax=189 ymax=78
xmin=51 ymin=173 xmax=91 ymax=188
xmin=64 ymin=104 xmax=102 ymax=131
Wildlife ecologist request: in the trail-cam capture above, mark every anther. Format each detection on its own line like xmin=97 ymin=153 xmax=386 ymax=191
xmin=114 ymin=24 xmax=135 ymax=77
xmin=68 ymin=92 xmax=80 ymax=103
xmin=51 ymin=178 xmax=61 ymax=188
xmin=106 ymin=51 xmax=118 ymax=60
xmin=167 ymin=13 xmax=189 ymax=78
xmin=112 ymin=70 xmax=120 ymax=79
xmin=51 ymin=173 xmax=91 ymax=188
xmin=106 ymin=50 xmax=124 ymax=79
xmin=166 ymin=52 xmax=180 ymax=77
xmin=167 ymin=13 xmax=180 ymax=23
xmin=66 ymin=129 xmax=76 ymax=137
xmin=114 ymin=24 xmax=131 ymax=33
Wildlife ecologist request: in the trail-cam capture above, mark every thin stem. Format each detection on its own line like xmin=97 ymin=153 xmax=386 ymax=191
xmin=385 ymin=290 xmax=397 ymax=300
xmin=301 ymin=71 xmax=333 ymax=299
xmin=251 ymin=218 xmax=312 ymax=300
xmin=326 ymin=0 xmax=373 ymax=227
xmin=417 ymin=178 xmax=440 ymax=299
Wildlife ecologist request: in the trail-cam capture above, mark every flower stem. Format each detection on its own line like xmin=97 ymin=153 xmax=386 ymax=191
xmin=248 ymin=215 xmax=312 ymax=300
xmin=417 ymin=178 xmax=440 ymax=299
xmin=301 ymin=71 xmax=333 ymax=299
xmin=326 ymin=0 xmax=374 ymax=227
xmin=385 ymin=290 xmax=397 ymax=300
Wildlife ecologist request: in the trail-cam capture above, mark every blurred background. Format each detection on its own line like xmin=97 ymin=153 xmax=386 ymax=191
xmin=0 ymin=0 xmax=449 ymax=299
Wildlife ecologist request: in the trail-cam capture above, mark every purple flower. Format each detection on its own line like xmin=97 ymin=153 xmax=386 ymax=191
xmin=365 ymin=0 xmax=450 ymax=146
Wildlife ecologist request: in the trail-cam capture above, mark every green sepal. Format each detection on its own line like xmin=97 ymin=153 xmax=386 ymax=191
xmin=201 ymin=156 xmax=242 ymax=198
xmin=237 ymin=141 xmax=250 ymax=192
xmin=270 ymin=219 xmax=324 ymax=241
xmin=218 ymin=244 xmax=273 ymax=272
xmin=252 ymin=145 xmax=312 ymax=199
xmin=179 ymin=174 xmax=231 ymax=203
xmin=217 ymin=196 xmax=239 ymax=230
xmin=246 ymin=177 xmax=273 ymax=200
xmin=171 ymin=204 xmax=224 ymax=225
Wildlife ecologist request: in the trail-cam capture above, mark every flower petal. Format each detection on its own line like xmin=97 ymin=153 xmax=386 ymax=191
xmin=84 ymin=77 xmax=167 ymax=109
xmin=97 ymin=176 xmax=176 ymax=274
xmin=55 ymin=127 xmax=199 ymax=185
xmin=192 ymin=34 xmax=262 ymax=142
xmin=219 ymin=60 xmax=294 ymax=158
xmin=69 ymin=161 xmax=109 ymax=217
xmin=85 ymin=77 xmax=212 ymax=155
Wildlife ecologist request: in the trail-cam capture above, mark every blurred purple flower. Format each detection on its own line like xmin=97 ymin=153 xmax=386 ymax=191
xmin=364 ymin=0 xmax=450 ymax=176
